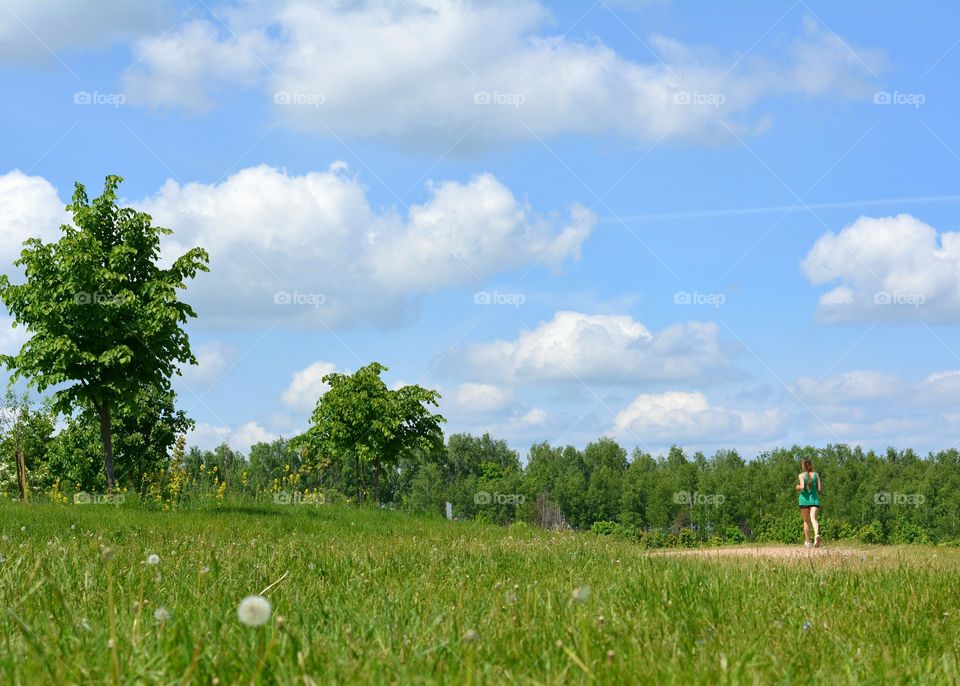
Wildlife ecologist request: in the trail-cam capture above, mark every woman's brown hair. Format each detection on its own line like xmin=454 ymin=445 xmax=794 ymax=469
xmin=801 ymin=458 xmax=814 ymax=472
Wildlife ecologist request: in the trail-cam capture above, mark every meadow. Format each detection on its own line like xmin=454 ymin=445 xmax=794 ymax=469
xmin=1 ymin=500 xmax=958 ymax=685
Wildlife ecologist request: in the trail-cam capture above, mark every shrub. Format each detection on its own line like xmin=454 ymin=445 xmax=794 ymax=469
xmin=590 ymin=520 xmax=618 ymax=536
xmin=638 ymin=530 xmax=668 ymax=549
xmin=857 ymin=520 xmax=886 ymax=545
xmin=706 ymin=535 xmax=724 ymax=547
xmin=890 ymin=520 xmax=931 ymax=545
xmin=755 ymin=510 xmax=804 ymax=543
xmin=677 ymin=527 xmax=699 ymax=548
xmin=721 ymin=525 xmax=745 ymax=545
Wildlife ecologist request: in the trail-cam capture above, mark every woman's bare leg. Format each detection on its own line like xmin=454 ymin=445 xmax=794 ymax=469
xmin=810 ymin=507 xmax=820 ymax=546
xmin=801 ymin=508 xmax=811 ymax=544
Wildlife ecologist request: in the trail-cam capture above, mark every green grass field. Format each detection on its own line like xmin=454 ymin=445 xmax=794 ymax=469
xmin=1 ymin=501 xmax=958 ymax=685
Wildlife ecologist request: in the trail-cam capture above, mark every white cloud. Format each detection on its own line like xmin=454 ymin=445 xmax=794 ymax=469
xmin=0 ymin=316 xmax=28 ymax=356
xmin=918 ymin=370 xmax=960 ymax=403
xmin=802 ymin=214 xmax=960 ymax=322
xmin=612 ymin=390 xmax=778 ymax=442
xmin=123 ymin=20 xmax=270 ymax=112
xmin=282 ymin=361 xmax=338 ymax=412
xmin=0 ymin=170 xmax=66 ymax=268
xmin=178 ymin=341 xmax=236 ymax=387
xmin=790 ymin=370 xmax=902 ymax=404
xmin=0 ymin=0 xmax=168 ymax=63
xmin=122 ymin=1 xmax=883 ymax=148
xmin=188 ymin=421 xmax=278 ymax=453
xmin=451 ymin=383 xmax=513 ymax=414
xmin=143 ymin=164 xmax=593 ymax=328
xmin=463 ymin=311 xmax=735 ymax=384
xmin=0 ymin=166 xmax=592 ymax=330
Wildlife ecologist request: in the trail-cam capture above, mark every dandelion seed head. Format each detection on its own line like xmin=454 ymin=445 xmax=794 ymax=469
xmin=147 ymin=554 xmax=160 ymax=565
xmin=237 ymin=595 xmax=272 ymax=627
xmin=154 ymin=607 xmax=171 ymax=622
xmin=571 ymin=586 xmax=590 ymax=604
xmin=463 ymin=629 xmax=479 ymax=643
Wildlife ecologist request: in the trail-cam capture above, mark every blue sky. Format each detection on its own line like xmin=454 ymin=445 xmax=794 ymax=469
xmin=2 ymin=0 xmax=960 ymax=459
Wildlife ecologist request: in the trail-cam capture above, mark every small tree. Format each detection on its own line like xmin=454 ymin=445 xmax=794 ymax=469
xmin=0 ymin=175 xmax=209 ymax=489
xmin=0 ymin=391 xmax=55 ymax=501
xmin=294 ymin=362 xmax=445 ymax=504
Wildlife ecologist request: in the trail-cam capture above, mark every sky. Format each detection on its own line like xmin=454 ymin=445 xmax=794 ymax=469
xmin=2 ymin=0 xmax=960 ymax=460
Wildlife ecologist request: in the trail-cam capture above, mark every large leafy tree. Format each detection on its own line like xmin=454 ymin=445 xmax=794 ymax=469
xmin=294 ymin=362 xmax=445 ymax=503
xmin=0 ymin=175 xmax=209 ymax=489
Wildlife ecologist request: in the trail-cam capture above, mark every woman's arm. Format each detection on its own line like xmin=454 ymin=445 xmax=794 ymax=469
xmin=795 ymin=474 xmax=803 ymax=491
xmin=817 ymin=474 xmax=822 ymax=494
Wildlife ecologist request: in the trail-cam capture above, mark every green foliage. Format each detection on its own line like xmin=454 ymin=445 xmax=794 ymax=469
xmin=890 ymin=519 xmax=931 ymax=545
xmin=0 ymin=392 xmax=56 ymax=496
xmin=755 ymin=510 xmax=804 ymax=544
xmin=637 ymin=530 xmax=669 ymax=549
xmin=857 ymin=520 xmax=887 ymax=545
xmin=0 ymin=175 xmax=208 ymax=487
xmin=721 ymin=525 xmax=745 ymax=544
xmin=677 ymin=527 xmax=699 ymax=548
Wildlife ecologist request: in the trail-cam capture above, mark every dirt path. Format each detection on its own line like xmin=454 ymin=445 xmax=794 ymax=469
xmin=655 ymin=544 xmax=861 ymax=560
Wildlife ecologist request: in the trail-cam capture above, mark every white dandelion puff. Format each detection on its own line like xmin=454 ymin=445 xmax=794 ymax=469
xmin=237 ymin=595 xmax=272 ymax=627
xmin=154 ymin=607 xmax=171 ymax=622
xmin=147 ymin=554 xmax=160 ymax=565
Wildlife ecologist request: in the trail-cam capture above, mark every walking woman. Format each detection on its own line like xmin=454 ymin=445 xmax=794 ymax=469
xmin=796 ymin=459 xmax=822 ymax=548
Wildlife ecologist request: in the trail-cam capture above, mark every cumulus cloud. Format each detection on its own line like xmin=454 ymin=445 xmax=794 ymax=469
xmin=281 ymin=361 xmax=338 ymax=412
xmin=802 ymin=214 xmax=960 ymax=322
xmin=122 ymin=1 xmax=883 ymax=148
xmin=463 ymin=311 xmax=735 ymax=384
xmin=612 ymin=390 xmax=778 ymax=442
xmin=143 ymin=164 xmax=592 ymax=328
xmin=1 ymin=166 xmax=592 ymax=330
xmin=0 ymin=170 xmax=66 ymax=268
xmin=450 ymin=383 xmax=513 ymax=414
xmin=0 ymin=0 xmax=168 ymax=63
xmin=177 ymin=341 xmax=236 ymax=387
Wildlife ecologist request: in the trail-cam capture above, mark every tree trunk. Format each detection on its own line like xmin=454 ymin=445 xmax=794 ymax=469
xmin=98 ymin=399 xmax=117 ymax=490
xmin=374 ymin=461 xmax=381 ymax=504
xmin=356 ymin=454 xmax=362 ymax=503
xmin=15 ymin=444 xmax=28 ymax=502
